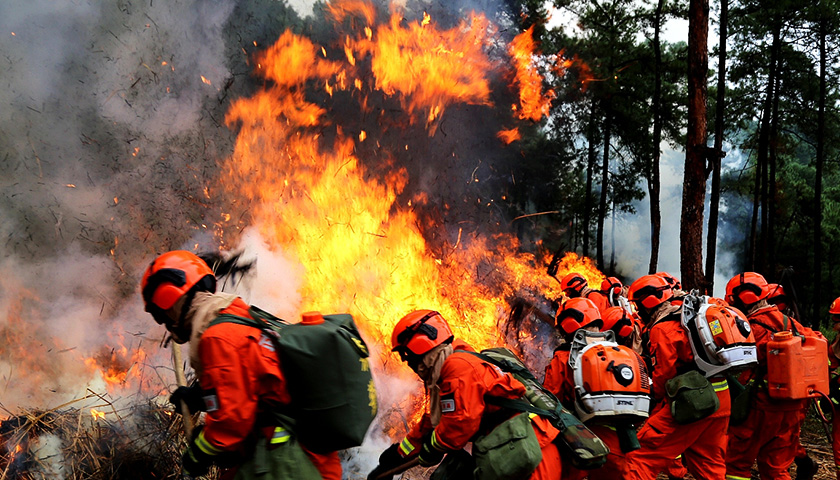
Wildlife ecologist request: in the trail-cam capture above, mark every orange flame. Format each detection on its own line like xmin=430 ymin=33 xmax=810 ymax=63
xmin=509 ymin=26 xmax=554 ymax=122
xmin=497 ymin=128 xmax=521 ymax=144
xmin=216 ymin=0 xmax=603 ymax=438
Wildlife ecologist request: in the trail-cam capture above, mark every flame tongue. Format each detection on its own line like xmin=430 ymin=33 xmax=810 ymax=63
xmin=218 ymin=0 xmax=605 ymax=366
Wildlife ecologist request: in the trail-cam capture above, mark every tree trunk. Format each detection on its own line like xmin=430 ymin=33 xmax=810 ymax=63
xmin=649 ymin=0 xmax=665 ymax=274
xmin=768 ymin=72 xmax=781 ymax=270
xmin=597 ymin=107 xmax=612 ymax=269
xmin=584 ymin=105 xmax=597 ymax=258
xmin=705 ymin=0 xmax=727 ymax=294
xmin=754 ymin=16 xmax=780 ymax=274
xmin=814 ymin=15 xmax=827 ymax=326
xmin=681 ymin=0 xmax=710 ymax=291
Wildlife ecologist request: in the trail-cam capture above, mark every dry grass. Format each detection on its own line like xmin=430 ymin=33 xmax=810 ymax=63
xmin=0 ymin=395 xmax=194 ymax=480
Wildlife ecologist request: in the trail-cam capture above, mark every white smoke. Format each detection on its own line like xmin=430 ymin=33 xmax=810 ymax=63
xmin=606 ymin=144 xmax=744 ymax=297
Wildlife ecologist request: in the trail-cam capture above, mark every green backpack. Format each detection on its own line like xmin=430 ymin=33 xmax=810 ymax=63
xmin=209 ymin=307 xmax=377 ymax=453
xmin=462 ymin=348 xmax=610 ymax=470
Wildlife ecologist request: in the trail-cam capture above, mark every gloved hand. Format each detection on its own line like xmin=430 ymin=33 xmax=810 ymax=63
xmin=417 ymin=439 xmax=446 ymax=467
xmin=181 ymin=430 xmax=216 ymax=478
xmin=170 ymin=384 xmax=206 ymax=414
xmin=367 ymin=443 xmax=402 ymax=480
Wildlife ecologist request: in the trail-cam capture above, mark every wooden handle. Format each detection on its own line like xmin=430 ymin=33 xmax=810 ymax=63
xmin=172 ymin=343 xmax=194 ymax=439
xmin=372 ymin=457 xmax=420 ymax=480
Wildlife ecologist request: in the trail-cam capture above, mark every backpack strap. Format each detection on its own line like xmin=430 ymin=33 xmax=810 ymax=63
xmin=458 ymin=350 xmax=560 ymax=420
xmin=209 ymin=306 xmax=288 ymax=330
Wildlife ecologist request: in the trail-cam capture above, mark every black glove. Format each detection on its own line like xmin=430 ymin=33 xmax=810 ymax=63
xmin=367 ymin=443 xmax=403 ymax=480
xmin=181 ymin=430 xmax=217 ymax=477
xmin=170 ymin=384 xmax=205 ymax=414
xmin=417 ymin=439 xmax=446 ymax=467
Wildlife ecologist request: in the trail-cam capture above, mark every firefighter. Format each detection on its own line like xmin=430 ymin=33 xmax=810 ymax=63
xmin=544 ymin=297 xmax=633 ymax=480
xmin=623 ymin=274 xmax=731 ymax=480
xmin=724 ymin=272 xmax=819 ymax=480
xmin=367 ymin=310 xmax=563 ymax=480
xmin=561 ymin=272 xmax=610 ymax=314
xmin=601 ymin=277 xmax=625 ymax=308
xmin=828 ymin=297 xmax=840 ymax=480
xmin=602 ymin=305 xmax=643 ymax=354
xmin=767 ymin=283 xmax=820 ymax=480
xmin=655 ymin=271 xmax=684 ymax=295
xmin=141 ymin=250 xmax=341 ymax=479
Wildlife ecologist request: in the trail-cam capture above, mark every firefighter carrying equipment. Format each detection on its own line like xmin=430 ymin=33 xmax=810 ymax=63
xmin=766 ymin=329 xmax=829 ymax=400
xmin=681 ymin=294 xmax=758 ymax=378
xmin=628 ymin=274 xmax=674 ymax=311
xmin=462 ymin=348 xmax=610 ymax=470
xmin=209 ymin=307 xmax=376 ymax=453
xmin=141 ymin=250 xmax=217 ymax=330
xmin=567 ymin=330 xmax=651 ymax=424
xmin=665 ymin=370 xmax=720 ymax=424
xmin=472 ymin=412 xmax=543 ymax=480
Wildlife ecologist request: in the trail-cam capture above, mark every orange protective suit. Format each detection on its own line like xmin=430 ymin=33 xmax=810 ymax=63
xmin=725 ymin=305 xmax=813 ymax=480
xmin=400 ymin=341 xmax=563 ymax=480
xmin=584 ymin=289 xmax=611 ymax=315
xmin=197 ymin=298 xmax=341 ymax=479
xmin=544 ymin=347 xmax=625 ymax=480
xmin=827 ymin=334 xmax=840 ymax=478
xmin=623 ymin=312 xmax=731 ymax=480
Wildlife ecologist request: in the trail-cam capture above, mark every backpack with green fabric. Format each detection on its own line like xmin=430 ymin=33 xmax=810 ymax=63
xmin=665 ymin=369 xmax=720 ymax=424
xmin=461 ymin=348 xmax=610 ymax=470
xmin=209 ymin=307 xmax=377 ymax=453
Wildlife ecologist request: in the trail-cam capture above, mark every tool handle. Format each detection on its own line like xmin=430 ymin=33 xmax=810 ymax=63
xmin=172 ymin=344 xmax=194 ymax=439
xmin=371 ymin=457 xmax=420 ymax=480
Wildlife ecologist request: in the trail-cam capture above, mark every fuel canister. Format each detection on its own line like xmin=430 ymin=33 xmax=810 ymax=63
xmin=766 ymin=331 xmax=829 ymax=399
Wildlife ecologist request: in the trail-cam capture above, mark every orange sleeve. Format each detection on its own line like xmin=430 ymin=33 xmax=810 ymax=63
xmin=648 ymin=323 xmax=681 ymax=401
xmin=432 ymin=356 xmax=488 ymax=450
xmin=400 ymin=413 xmax=433 ymax=457
xmin=543 ymin=350 xmax=575 ymax=408
xmin=198 ymin=333 xmax=260 ymax=451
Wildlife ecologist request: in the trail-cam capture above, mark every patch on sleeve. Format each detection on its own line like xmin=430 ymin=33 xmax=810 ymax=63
xmin=440 ymin=393 xmax=456 ymax=413
xmin=202 ymin=388 xmax=220 ymax=412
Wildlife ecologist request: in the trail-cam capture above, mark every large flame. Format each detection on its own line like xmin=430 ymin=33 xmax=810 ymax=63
xmin=218 ymin=0 xmax=603 ymax=410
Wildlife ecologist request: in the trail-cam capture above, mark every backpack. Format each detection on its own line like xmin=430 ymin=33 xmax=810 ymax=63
xmin=209 ymin=307 xmax=377 ymax=453
xmin=567 ymin=330 xmax=651 ymax=424
xmin=760 ymin=315 xmax=830 ymax=400
xmin=680 ymin=294 xmax=758 ymax=377
xmin=461 ymin=348 xmax=609 ymax=470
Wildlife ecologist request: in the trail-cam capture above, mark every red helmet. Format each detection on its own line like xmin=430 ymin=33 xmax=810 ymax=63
xmin=829 ymin=297 xmax=840 ymax=316
xmin=141 ymin=250 xmax=216 ymax=323
xmin=655 ymin=271 xmax=681 ymax=291
xmin=601 ymin=277 xmax=623 ymax=296
xmin=561 ymin=272 xmax=588 ymax=296
xmin=766 ymin=283 xmax=788 ymax=311
xmin=555 ymin=297 xmax=603 ymax=337
xmin=601 ymin=306 xmax=636 ymax=341
xmin=628 ymin=274 xmax=674 ymax=311
xmin=725 ymin=272 xmax=768 ymax=306
xmin=392 ymin=310 xmax=454 ymax=361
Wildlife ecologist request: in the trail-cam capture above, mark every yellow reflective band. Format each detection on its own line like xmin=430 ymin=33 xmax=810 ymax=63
xmin=195 ymin=430 xmax=222 ymax=456
xmin=675 ymin=455 xmax=682 ymax=460
xmin=528 ymin=413 xmax=538 ymax=420
xmin=271 ymin=426 xmax=291 ymax=444
xmin=430 ymin=431 xmax=447 ymax=451
xmin=399 ymin=437 xmax=415 ymax=456
xmin=726 ymin=475 xmax=750 ymax=480
xmin=712 ymin=380 xmax=729 ymax=392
